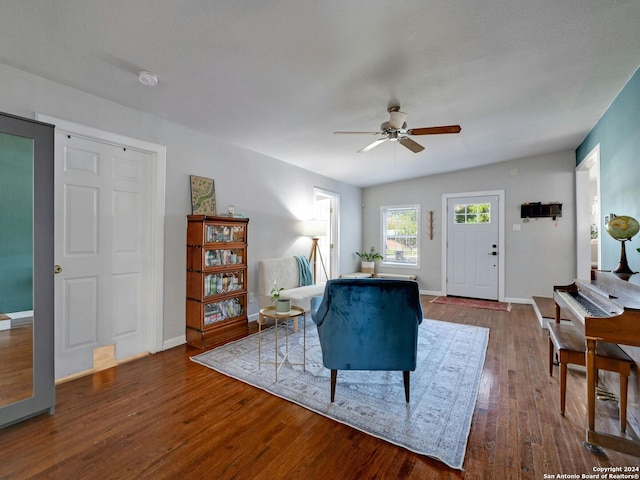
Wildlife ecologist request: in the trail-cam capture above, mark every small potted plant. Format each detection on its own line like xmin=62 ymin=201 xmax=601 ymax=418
xmin=271 ymin=280 xmax=291 ymax=313
xmin=356 ymin=246 xmax=383 ymax=274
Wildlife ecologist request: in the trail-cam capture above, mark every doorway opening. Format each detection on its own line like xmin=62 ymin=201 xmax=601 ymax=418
xmin=576 ymin=144 xmax=601 ymax=280
xmin=313 ymin=188 xmax=340 ymax=281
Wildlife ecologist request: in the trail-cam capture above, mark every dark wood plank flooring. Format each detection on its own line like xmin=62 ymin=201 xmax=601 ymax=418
xmin=0 ymin=297 xmax=638 ymax=479
xmin=0 ymin=324 xmax=33 ymax=405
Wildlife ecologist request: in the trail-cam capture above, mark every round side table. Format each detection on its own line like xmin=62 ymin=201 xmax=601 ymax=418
xmin=258 ymin=306 xmax=306 ymax=381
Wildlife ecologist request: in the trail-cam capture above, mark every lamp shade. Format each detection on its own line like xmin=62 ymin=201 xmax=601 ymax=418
xmin=303 ymin=219 xmax=327 ymax=238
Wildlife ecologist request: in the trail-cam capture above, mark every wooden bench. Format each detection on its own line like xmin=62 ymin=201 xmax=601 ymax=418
xmin=548 ymin=323 xmax=633 ymax=432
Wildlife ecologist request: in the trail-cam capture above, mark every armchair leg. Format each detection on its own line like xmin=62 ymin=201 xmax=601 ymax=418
xmin=330 ymin=370 xmax=337 ymax=402
xmin=403 ymin=371 xmax=410 ymax=402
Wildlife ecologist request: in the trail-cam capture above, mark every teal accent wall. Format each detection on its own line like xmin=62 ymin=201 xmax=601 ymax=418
xmin=0 ymin=132 xmax=33 ymax=313
xmin=576 ymin=67 xmax=640 ymax=272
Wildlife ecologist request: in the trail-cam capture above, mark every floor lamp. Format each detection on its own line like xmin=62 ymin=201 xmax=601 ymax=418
xmin=304 ymin=219 xmax=328 ymax=283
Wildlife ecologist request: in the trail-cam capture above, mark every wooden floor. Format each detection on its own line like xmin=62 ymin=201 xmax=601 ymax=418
xmin=0 ymin=324 xmax=33 ymax=405
xmin=1 ymin=297 xmax=638 ymax=479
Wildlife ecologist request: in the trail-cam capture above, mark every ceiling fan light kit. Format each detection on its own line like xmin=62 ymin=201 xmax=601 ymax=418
xmin=388 ymin=108 xmax=407 ymax=130
xmin=334 ymin=105 xmax=460 ymax=154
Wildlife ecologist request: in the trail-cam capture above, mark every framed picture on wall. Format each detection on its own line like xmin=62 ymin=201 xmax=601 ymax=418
xmin=190 ymin=175 xmax=216 ymax=215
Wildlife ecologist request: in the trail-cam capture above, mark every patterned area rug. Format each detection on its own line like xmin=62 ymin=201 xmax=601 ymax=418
xmin=432 ymin=296 xmax=511 ymax=311
xmin=191 ymin=318 xmax=489 ymax=470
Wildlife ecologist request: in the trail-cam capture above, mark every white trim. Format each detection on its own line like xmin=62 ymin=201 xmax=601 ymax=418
xmin=380 ymin=204 xmax=421 ymax=268
xmin=441 ymin=190 xmax=506 ymax=302
xmin=576 ymin=144 xmax=600 ymax=281
xmin=313 ymin=187 xmax=340 ymax=279
xmin=36 ymin=114 xmax=167 ymax=353
xmin=419 ymin=289 xmax=443 ymax=296
xmin=505 ymin=296 xmax=532 ymax=305
xmin=419 ymin=291 xmax=530 ymax=304
xmin=4 ymin=310 xmax=33 ymax=319
xmin=163 ymin=335 xmax=186 ymax=350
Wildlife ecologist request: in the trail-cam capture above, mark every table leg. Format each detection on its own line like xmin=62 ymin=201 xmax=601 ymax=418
xmin=275 ymin=316 xmax=279 ymax=381
xmin=258 ymin=313 xmax=263 ymax=369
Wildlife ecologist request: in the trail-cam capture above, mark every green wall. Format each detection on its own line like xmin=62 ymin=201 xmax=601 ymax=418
xmin=576 ymin=66 xmax=640 ymax=272
xmin=0 ymin=132 xmax=33 ymax=313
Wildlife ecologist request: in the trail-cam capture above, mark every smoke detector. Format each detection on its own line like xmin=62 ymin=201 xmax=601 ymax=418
xmin=138 ymin=71 xmax=158 ymax=87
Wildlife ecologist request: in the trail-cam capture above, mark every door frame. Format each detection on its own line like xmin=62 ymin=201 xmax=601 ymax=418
xmin=441 ymin=190 xmax=506 ymax=302
xmin=576 ymin=144 xmax=600 ymax=280
xmin=36 ymin=114 xmax=166 ymax=353
xmin=313 ymin=187 xmax=340 ymax=279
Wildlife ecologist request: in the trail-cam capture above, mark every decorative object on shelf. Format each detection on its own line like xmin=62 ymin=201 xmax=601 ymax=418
xmin=356 ymin=246 xmax=383 ymax=274
xmin=303 ymin=219 xmax=328 ymax=282
xmin=271 ymin=280 xmax=291 ymax=313
xmin=190 ymin=175 xmax=216 ymax=215
xmin=227 ymin=204 xmax=235 ymax=216
xmin=605 ymin=215 xmax=639 ymax=274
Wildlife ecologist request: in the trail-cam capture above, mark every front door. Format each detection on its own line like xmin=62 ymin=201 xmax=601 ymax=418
xmin=54 ymin=133 xmax=154 ymax=378
xmin=446 ymin=195 xmax=500 ymax=300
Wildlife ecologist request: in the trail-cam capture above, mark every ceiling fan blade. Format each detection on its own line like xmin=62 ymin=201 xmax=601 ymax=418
xmin=333 ymin=131 xmax=380 ymax=135
xmin=408 ymin=125 xmax=461 ymax=135
xmin=398 ymin=137 xmax=425 ymax=153
xmin=358 ymin=137 xmax=389 ymax=153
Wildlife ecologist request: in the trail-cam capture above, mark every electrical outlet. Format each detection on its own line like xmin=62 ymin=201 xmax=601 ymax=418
xmin=249 ymin=292 xmax=255 ymax=303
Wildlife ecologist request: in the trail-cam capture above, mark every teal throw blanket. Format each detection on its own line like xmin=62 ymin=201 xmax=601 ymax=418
xmin=295 ymin=255 xmax=314 ymax=286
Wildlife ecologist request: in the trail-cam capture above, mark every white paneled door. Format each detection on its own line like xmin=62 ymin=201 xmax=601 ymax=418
xmin=54 ymin=133 xmax=153 ymax=378
xmin=446 ymin=195 xmax=500 ymax=300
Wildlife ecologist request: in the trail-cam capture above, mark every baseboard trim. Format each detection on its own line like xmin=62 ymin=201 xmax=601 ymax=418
xmin=163 ymin=335 xmax=186 ymax=350
xmin=420 ymin=289 xmax=442 ymax=296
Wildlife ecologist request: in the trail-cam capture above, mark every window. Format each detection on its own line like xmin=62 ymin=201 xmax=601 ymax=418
xmin=381 ymin=205 xmax=419 ymax=266
xmin=453 ymin=202 xmax=491 ymax=224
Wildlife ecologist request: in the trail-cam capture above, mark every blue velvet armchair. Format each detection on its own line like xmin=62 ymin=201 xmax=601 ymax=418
xmin=310 ymin=278 xmax=423 ymax=402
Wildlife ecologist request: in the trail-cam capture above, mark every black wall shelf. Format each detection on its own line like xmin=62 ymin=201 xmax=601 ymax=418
xmin=521 ymin=202 xmax=562 ymax=220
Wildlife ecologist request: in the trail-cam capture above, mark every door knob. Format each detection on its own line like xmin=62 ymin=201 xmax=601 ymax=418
xmin=54 ymin=265 xmax=62 ymax=274
xmin=488 ymin=252 xmax=498 ymax=256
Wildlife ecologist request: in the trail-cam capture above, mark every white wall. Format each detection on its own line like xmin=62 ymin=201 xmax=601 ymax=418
xmin=0 ymin=63 xmax=362 ymax=345
xmin=363 ymin=152 xmax=576 ymax=301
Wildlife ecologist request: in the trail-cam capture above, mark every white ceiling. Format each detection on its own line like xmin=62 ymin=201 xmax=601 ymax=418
xmin=2 ymin=0 xmax=639 ymax=187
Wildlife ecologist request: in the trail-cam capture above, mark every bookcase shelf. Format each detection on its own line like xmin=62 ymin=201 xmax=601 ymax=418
xmin=186 ymin=215 xmax=249 ymax=348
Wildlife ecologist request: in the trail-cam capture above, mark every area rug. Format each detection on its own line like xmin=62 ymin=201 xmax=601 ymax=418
xmin=191 ymin=317 xmax=489 ymax=470
xmin=431 ymin=295 xmax=511 ymax=312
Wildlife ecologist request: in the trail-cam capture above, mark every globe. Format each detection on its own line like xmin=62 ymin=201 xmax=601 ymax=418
xmin=606 ymin=215 xmax=639 ymax=242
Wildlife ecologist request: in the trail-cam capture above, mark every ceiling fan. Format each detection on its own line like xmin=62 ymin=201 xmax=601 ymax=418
xmin=334 ymin=106 xmax=461 ymax=153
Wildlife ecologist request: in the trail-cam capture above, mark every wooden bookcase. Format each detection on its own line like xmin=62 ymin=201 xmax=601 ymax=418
xmin=186 ymin=215 xmax=249 ymax=348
